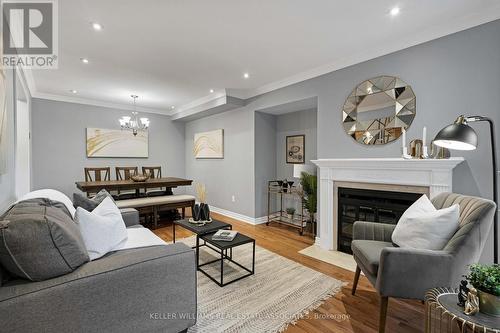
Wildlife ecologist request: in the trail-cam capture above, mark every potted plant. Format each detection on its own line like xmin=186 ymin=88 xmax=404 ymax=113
xmin=286 ymin=207 xmax=295 ymax=220
xmin=300 ymin=171 xmax=317 ymax=230
xmin=466 ymin=263 xmax=500 ymax=316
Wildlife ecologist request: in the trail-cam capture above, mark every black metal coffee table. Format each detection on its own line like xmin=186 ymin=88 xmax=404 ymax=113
xmin=172 ymin=219 xmax=232 ymax=267
xmin=198 ymin=232 xmax=255 ymax=287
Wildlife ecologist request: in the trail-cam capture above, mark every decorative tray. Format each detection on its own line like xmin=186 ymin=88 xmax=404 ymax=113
xmin=188 ymin=218 xmax=213 ymax=226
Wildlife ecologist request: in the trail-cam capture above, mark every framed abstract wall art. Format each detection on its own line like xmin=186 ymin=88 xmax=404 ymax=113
xmin=86 ymin=128 xmax=148 ymax=158
xmin=193 ymin=129 xmax=224 ymax=159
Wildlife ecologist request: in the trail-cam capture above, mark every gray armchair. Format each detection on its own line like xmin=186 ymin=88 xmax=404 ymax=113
xmin=351 ymin=193 xmax=496 ymax=333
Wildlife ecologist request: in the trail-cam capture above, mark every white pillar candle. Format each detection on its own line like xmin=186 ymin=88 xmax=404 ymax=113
xmin=422 ymin=126 xmax=427 ymax=147
xmin=402 ymin=128 xmax=406 ymax=149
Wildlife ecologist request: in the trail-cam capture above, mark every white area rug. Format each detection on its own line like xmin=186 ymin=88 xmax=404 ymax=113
xmin=299 ymin=245 xmax=358 ymax=273
xmin=177 ymin=237 xmax=345 ymax=333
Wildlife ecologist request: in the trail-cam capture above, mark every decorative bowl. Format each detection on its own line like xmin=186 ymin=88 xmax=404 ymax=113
xmin=188 ymin=218 xmax=213 ymax=226
xmin=131 ymin=174 xmax=150 ymax=182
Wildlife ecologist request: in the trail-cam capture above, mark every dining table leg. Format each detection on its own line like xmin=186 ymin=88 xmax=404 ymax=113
xmin=153 ymin=206 xmax=158 ymax=229
xmin=173 ymin=222 xmax=176 ymax=243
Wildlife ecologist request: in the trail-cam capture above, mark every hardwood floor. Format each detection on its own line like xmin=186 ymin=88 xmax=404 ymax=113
xmin=153 ymin=212 xmax=424 ymax=333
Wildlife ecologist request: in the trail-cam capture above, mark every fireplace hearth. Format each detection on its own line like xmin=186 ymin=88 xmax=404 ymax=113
xmin=337 ymin=187 xmax=421 ymax=254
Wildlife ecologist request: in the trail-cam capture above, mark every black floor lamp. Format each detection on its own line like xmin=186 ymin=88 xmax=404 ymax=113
xmin=434 ymin=115 xmax=497 ymax=264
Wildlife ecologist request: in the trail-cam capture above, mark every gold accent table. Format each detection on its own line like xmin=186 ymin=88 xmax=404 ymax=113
xmin=425 ymin=287 xmax=500 ymax=333
xmin=267 ymin=181 xmax=309 ymax=235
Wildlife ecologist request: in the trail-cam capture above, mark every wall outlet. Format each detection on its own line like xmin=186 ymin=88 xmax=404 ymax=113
xmin=231 ymin=195 xmax=236 ymax=202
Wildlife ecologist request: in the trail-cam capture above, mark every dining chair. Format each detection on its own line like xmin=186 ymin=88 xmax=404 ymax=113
xmin=84 ymin=167 xmax=111 ymax=197
xmin=115 ymin=166 xmax=139 ymax=199
xmin=142 ymin=166 xmax=166 ymax=196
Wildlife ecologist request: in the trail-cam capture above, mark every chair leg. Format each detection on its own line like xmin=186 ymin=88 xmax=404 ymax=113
xmin=352 ymin=265 xmax=361 ymax=295
xmin=379 ymin=296 xmax=389 ymax=333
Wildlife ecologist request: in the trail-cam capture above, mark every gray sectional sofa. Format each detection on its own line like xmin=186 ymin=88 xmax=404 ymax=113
xmin=0 ymin=201 xmax=197 ymax=333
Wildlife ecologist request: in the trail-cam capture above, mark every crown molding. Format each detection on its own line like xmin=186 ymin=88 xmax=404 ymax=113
xmin=172 ymin=89 xmax=228 ymax=115
xmin=171 ymin=89 xmax=244 ymax=121
xmin=32 ymin=91 xmax=171 ymax=116
xmin=24 ymin=10 xmax=500 ymax=119
xmin=242 ymin=10 xmax=500 ymax=99
xmin=164 ymin=11 xmax=500 ymax=117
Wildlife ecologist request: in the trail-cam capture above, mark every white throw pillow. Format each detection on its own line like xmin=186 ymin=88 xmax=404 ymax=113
xmin=392 ymin=194 xmax=460 ymax=250
xmin=75 ymin=197 xmax=128 ymax=260
xmin=21 ymin=189 xmax=76 ymax=218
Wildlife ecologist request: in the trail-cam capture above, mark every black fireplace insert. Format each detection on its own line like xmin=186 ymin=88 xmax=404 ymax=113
xmin=337 ymin=187 xmax=422 ymax=254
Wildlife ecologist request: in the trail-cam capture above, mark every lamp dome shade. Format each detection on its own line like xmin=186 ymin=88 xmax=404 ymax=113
xmin=433 ymin=123 xmax=478 ymax=151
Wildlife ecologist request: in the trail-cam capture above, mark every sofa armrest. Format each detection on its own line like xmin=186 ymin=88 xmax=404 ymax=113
xmin=375 ymin=247 xmax=454 ymax=300
xmin=0 ymin=244 xmax=197 ymax=333
xmin=352 ymin=221 xmax=396 ymax=242
xmin=120 ymin=207 xmax=140 ymax=227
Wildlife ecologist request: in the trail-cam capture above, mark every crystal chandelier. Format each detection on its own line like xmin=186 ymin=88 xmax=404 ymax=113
xmin=119 ymin=95 xmax=149 ymax=136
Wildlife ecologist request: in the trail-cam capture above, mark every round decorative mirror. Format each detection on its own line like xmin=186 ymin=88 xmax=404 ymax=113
xmin=342 ymin=75 xmax=416 ymax=145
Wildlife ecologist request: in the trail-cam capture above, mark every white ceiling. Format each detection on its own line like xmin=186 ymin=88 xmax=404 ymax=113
xmin=29 ymin=0 xmax=500 ymax=115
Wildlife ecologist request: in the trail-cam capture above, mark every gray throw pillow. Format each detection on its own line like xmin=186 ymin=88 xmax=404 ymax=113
xmin=0 ymin=198 xmax=90 ymax=281
xmin=73 ymin=189 xmax=115 ymax=211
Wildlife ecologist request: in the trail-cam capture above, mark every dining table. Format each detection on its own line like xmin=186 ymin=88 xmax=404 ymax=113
xmin=75 ymin=177 xmax=193 ymax=194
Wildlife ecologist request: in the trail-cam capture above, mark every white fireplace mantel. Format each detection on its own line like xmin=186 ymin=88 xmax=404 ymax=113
xmin=311 ymin=158 xmax=464 ymax=251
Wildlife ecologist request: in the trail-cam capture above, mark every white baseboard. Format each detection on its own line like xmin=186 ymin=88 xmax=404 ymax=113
xmin=254 ymin=216 xmax=268 ymax=225
xmin=209 ymin=205 xmax=267 ymax=225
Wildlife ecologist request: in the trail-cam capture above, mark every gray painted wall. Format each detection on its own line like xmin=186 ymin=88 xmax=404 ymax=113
xmin=31 ymin=99 xmax=186 ymax=197
xmin=254 ymin=112 xmax=277 ymax=218
xmin=184 ymin=20 xmax=500 ymax=262
xmin=0 ymin=69 xmax=16 ymax=211
xmin=275 ymin=109 xmax=317 ymax=181
xmin=275 ymin=109 xmax=318 ymax=217
xmin=254 ymin=109 xmax=317 ymax=218
xmin=184 ymin=106 xmax=255 ymax=217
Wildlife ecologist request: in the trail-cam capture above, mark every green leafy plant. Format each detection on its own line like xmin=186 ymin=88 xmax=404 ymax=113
xmin=300 ymin=171 xmax=317 ymax=222
xmin=466 ymin=263 xmax=500 ymax=296
xmin=286 ymin=207 xmax=296 ymax=215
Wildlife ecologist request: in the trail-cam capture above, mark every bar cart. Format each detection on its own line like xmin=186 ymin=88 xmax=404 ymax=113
xmin=266 ymin=180 xmax=309 ymax=235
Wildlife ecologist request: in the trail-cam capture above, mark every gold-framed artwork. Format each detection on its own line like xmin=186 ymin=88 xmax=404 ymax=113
xmin=86 ymin=128 xmax=148 ymax=158
xmin=286 ymin=135 xmax=305 ymax=164
xmin=193 ymin=129 xmax=224 ymax=159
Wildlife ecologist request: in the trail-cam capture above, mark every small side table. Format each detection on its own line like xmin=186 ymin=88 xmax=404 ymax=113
xmin=172 ymin=219 xmax=232 ymax=267
xmin=425 ymin=287 xmax=500 ymax=333
xmin=199 ymin=232 xmax=255 ymax=287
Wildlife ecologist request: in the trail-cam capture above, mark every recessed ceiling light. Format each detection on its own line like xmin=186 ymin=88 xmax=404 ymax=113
xmin=70 ymin=89 xmax=77 ymax=94
xmin=209 ymin=89 xmax=214 ymax=93
xmin=171 ymin=106 xmax=175 ymax=109
xmin=92 ymin=22 xmax=103 ymax=31
xmin=390 ymin=7 xmax=400 ymax=16
xmin=243 ymin=73 xmax=249 ymax=79
xmin=81 ymin=58 xmax=89 ymax=64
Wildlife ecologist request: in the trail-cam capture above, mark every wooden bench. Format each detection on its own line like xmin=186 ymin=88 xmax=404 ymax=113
xmin=116 ymin=194 xmax=195 ymax=228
